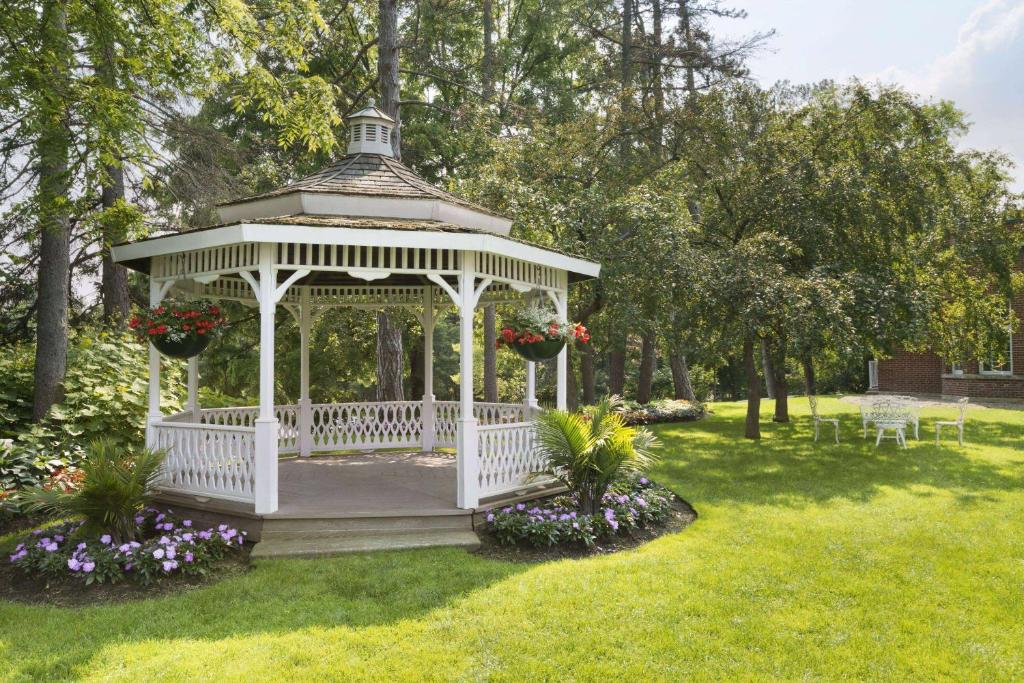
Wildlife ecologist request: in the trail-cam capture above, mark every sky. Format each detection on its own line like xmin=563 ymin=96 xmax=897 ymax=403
xmin=712 ymin=0 xmax=1024 ymax=190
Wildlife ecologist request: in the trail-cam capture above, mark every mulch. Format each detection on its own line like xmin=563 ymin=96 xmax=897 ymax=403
xmin=473 ymin=493 xmax=698 ymax=563
xmin=0 ymin=544 xmax=252 ymax=608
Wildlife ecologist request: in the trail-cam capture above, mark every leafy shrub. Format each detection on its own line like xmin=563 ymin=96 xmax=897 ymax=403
xmin=0 ymin=328 xmax=184 ymax=487
xmin=534 ymin=396 xmax=660 ymax=514
xmin=619 ymin=398 xmax=704 ymax=426
xmin=8 ymin=508 xmax=246 ymax=585
xmin=17 ymin=440 xmax=165 ymax=541
xmin=485 ymin=477 xmax=672 ymax=548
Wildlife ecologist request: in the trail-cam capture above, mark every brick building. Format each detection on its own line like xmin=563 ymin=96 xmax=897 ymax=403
xmin=873 ymin=252 xmax=1024 ymax=400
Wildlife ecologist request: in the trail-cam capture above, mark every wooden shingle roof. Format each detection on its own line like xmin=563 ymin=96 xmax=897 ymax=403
xmin=217 ymin=153 xmax=505 ymax=218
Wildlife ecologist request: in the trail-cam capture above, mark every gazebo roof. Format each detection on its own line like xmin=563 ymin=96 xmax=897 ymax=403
xmin=217 ymin=153 xmax=504 ymax=220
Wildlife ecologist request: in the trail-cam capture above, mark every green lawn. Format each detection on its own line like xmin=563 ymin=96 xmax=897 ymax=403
xmin=2 ymin=397 xmax=1023 ymax=681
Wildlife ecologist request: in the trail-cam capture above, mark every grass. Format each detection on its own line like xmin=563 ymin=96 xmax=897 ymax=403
xmin=2 ymin=397 xmax=1023 ymax=681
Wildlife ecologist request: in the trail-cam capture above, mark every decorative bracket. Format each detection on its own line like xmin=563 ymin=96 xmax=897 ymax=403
xmin=427 ymin=274 xmax=461 ymax=308
xmin=273 ymin=269 xmax=310 ymax=304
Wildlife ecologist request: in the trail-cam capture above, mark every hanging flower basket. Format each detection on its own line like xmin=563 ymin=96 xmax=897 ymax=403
xmin=496 ymin=304 xmax=590 ymax=361
xmin=151 ymin=334 xmax=213 ymax=359
xmin=129 ymin=300 xmax=226 ymax=359
xmin=510 ymin=337 xmax=566 ymax=361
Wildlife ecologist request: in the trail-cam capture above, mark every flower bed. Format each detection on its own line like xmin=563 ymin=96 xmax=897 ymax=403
xmin=8 ymin=508 xmax=245 ymax=586
xmin=484 ymin=476 xmax=676 ymax=549
xmin=619 ymin=399 xmax=705 ymax=426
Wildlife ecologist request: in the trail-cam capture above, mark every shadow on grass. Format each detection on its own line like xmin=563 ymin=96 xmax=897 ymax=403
xmin=0 ymin=547 xmax=530 ymax=680
xmin=651 ymin=401 xmax=1024 ymax=507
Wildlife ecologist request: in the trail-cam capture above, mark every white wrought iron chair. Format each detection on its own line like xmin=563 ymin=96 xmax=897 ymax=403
xmin=935 ymin=397 xmax=969 ymax=446
xmin=870 ymin=397 xmax=909 ymax=448
xmin=893 ymin=395 xmax=920 ymax=440
xmin=809 ymin=395 xmax=840 ymax=444
xmin=860 ymin=400 xmax=872 ymax=438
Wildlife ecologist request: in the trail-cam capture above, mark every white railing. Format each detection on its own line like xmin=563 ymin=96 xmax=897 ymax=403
xmin=477 ymin=421 xmax=553 ymax=498
xmin=199 ymin=405 xmax=300 ymax=453
xmin=434 ymin=401 xmax=531 ymax=449
xmin=310 ymin=401 xmax=423 ymax=451
xmin=152 ymin=422 xmax=256 ymax=503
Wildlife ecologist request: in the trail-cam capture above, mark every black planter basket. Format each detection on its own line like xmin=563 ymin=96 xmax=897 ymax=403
xmin=151 ymin=334 xmax=212 ymax=359
xmin=510 ymin=338 xmax=566 ymax=362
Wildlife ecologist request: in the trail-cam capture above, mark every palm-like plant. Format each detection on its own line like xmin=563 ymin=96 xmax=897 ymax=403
xmin=17 ymin=439 xmax=165 ymax=542
xmin=533 ymin=396 xmax=660 ymax=514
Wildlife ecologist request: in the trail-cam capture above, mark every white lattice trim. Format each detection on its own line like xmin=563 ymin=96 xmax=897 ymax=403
xmin=310 ymin=401 xmax=423 ymax=450
xmin=477 ymin=421 xmax=553 ymax=497
xmin=152 ymin=423 xmax=256 ymax=503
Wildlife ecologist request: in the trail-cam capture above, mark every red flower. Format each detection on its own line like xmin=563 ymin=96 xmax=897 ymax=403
xmin=128 ymin=317 xmax=139 ymax=329
xmin=501 ymin=328 xmax=515 ymax=343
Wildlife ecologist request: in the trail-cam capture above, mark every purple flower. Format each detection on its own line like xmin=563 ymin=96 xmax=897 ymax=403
xmin=559 ymin=514 xmax=571 ymax=521
xmin=44 ymin=543 xmax=59 ymax=553
xmin=572 ymin=522 xmax=580 ymax=530
xmin=119 ymin=543 xmax=132 ymax=553
xmin=100 ymin=534 xmax=112 ymax=545
xmin=14 ymin=543 xmax=24 ymax=552
xmin=82 ymin=562 xmax=95 ymax=573
xmin=54 ymin=534 xmax=64 ymax=543
xmin=486 ymin=513 xmax=495 ymax=522
xmin=184 ymin=552 xmax=194 ymax=563
xmin=152 ymin=548 xmax=165 ymax=560
xmin=9 ymin=550 xmax=27 ymax=562
xmin=635 ymin=497 xmax=647 ymax=508
xmin=77 ymin=542 xmax=87 ymax=551
xmin=183 ymin=519 xmax=192 ymax=527
xmin=165 ymin=546 xmax=177 ymax=560
xmin=515 ymin=503 xmax=526 ymax=511
xmin=158 ymin=536 xmax=170 ymax=545
xmin=134 ymin=514 xmax=145 ymax=524
xmin=182 ymin=533 xmax=194 ymax=542
xmin=501 ymin=507 xmax=512 ymax=514
xmin=639 ymin=477 xmax=650 ymax=485
xmin=198 ymin=531 xmax=212 ymax=540
xmin=155 ymin=513 xmax=165 ymax=523
xmin=162 ymin=560 xmax=178 ymax=572
xmin=32 ymin=529 xmax=42 ymax=536
xmin=218 ymin=524 xmax=228 ymax=532
xmin=67 ymin=558 xmax=81 ymax=571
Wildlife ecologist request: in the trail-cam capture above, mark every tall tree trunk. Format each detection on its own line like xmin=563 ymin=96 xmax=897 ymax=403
xmin=608 ymin=348 xmax=626 ymax=397
xmin=374 ymin=0 xmax=405 ymax=400
xmin=679 ymin=0 xmax=697 ymax=96
xmin=802 ymin=353 xmax=816 ymax=396
xmin=580 ymin=344 xmax=596 ymax=405
xmin=770 ymin=336 xmax=789 ymax=422
xmin=483 ymin=304 xmax=498 ymax=402
xmin=375 ymin=311 xmax=404 ymax=401
xmin=743 ymin=338 xmax=761 ymax=439
xmin=32 ymin=0 xmax=72 ymax=422
xmin=637 ymin=334 xmax=656 ymax=404
xmin=669 ymin=351 xmax=696 ymax=401
xmin=481 ymin=0 xmax=495 ymax=101
xmin=761 ymin=338 xmax=776 ymax=399
xmin=621 ymin=0 xmax=633 ymax=87
xmin=97 ymin=36 xmax=130 ymax=322
xmin=378 ymin=0 xmax=401 ymax=158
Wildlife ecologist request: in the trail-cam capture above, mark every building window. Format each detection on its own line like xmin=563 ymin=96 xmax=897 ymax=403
xmin=951 ymin=362 xmax=964 ymax=376
xmin=979 ymin=325 xmax=1013 ymax=375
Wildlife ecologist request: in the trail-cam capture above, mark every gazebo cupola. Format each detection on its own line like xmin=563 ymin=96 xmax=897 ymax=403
xmin=345 ymin=100 xmax=396 ymax=156
xmin=112 ymin=104 xmax=600 ymax=518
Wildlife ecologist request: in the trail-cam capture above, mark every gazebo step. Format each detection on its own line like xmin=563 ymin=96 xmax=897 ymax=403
xmin=250 ymin=529 xmax=481 ymax=558
xmin=262 ymin=512 xmax=473 ymax=535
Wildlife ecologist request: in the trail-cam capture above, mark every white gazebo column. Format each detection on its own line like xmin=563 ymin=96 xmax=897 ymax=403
xmin=420 ymin=286 xmax=436 ymax=452
xmin=145 ymin=279 xmax=163 ymax=449
xmin=186 ymin=356 xmax=199 ymax=421
xmin=254 ymin=244 xmax=279 ymax=514
xmin=553 ymin=283 xmax=569 ymax=411
xmin=297 ymin=287 xmax=313 ymax=457
xmin=524 ymin=361 xmax=539 ymax=416
xmin=456 ymin=257 xmax=480 ymax=509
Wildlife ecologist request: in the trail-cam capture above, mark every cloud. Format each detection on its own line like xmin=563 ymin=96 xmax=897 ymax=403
xmin=875 ymin=0 xmax=1024 ymax=189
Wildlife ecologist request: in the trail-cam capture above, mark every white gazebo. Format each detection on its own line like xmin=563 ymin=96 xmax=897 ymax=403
xmin=112 ymin=104 xmax=600 ymax=522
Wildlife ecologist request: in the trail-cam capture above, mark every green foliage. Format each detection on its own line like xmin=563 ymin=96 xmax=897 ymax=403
xmin=17 ymin=439 xmax=165 ymax=541
xmin=0 ymin=327 xmax=184 ymax=480
xmin=533 ymin=396 xmax=660 ymax=514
